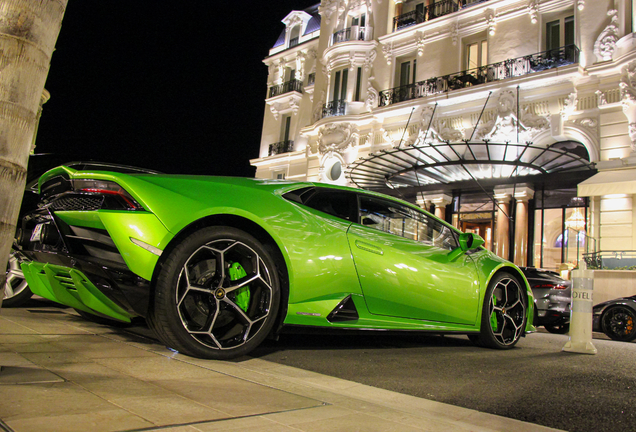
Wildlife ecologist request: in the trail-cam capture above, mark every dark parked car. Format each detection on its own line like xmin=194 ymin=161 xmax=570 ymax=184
xmin=593 ymin=295 xmax=636 ymax=342
xmin=520 ymin=267 xmax=571 ymax=334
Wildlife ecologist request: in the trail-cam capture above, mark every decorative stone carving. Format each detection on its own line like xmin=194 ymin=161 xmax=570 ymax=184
xmin=417 ymin=32 xmax=426 ymax=57
xmin=382 ymin=43 xmax=393 ymax=65
xmin=577 ymin=0 xmax=585 ymax=11
xmin=318 ymin=123 xmax=359 ymax=155
xmin=451 ymin=22 xmax=459 ymax=46
xmin=313 ymin=90 xmax=325 ymax=123
xmin=629 ymin=123 xmax=636 ymax=151
xmin=562 ymin=92 xmax=578 ymax=119
xmin=366 ymin=82 xmax=379 ymax=111
xmin=620 ymin=61 xmax=636 ymax=105
xmin=594 ymin=10 xmax=619 ymax=62
xmin=364 ymin=49 xmax=376 ymax=73
xmin=267 ymin=95 xmax=303 ymax=120
xmin=485 ymin=9 xmax=496 ymax=36
xmin=595 ymin=90 xmax=607 ymax=106
xmin=276 ymin=59 xmax=285 ymax=85
xmin=318 ymin=2 xmax=334 ymax=25
xmin=527 ymin=1 xmax=538 ymax=24
xmin=579 ymin=118 xmax=598 ymax=128
xmin=475 ymin=91 xmax=549 ymax=142
xmin=296 ymin=51 xmax=306 ymax=81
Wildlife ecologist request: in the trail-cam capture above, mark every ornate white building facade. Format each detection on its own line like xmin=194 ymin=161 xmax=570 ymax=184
xmin=251 ymin=0 xmax=636 ymax=271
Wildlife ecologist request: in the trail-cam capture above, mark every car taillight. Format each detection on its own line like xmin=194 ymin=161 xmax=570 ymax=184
xmin=73 ymin=179 xmax=143 ymax=211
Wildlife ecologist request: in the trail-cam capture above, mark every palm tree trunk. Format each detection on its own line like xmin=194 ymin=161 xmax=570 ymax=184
xmin=0 ymin=0 xmax=67 ymax=307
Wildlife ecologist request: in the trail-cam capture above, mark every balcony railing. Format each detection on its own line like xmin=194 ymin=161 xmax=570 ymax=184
xmin=393 ymin=0 xmax=489 ymax=31
xmin=393 ymin=0 xmax=460 ymax=31
xmin=268 ymin=140 xmax=295 ymax=156
xmin=268 ymin=79 xmax=303 ymax=98
xmin=331 ymin=26 xmax=368 ymax=45
xmin=379 ymin=45 xmax=579 ymax=106
xmin=322 ymin=100 xmax=346 ymax=118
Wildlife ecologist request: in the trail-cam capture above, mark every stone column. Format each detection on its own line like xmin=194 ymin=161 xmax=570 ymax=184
xmin=421 ymin=193 xmax=452 ymax=222
xmin=513 ymin=187 xmax=535 ymax=267
xmin=394 ymin=0 xmax=404 ymax=17
xmin=493 ymin=189 xmax=511 ymax=260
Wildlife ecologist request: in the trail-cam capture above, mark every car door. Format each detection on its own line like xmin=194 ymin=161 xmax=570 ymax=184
xmin=347 ymin=195 xmax=481 ymax=325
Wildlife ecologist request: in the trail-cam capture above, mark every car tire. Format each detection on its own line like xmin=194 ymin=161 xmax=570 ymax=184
xmin=472 ymin=272 xmax=526 ymax=349
xmin=544 ymin=322 xmax=569 ymax=334
xmin=601 ymin=306 xmax=636 ymax=342
xmin=152 ymin=226 xmax=281 ymax=359
xmin=3 ymin=250 xmax=33 ymax=307
xmin=74 ymin=309 xmax=132 ymax=327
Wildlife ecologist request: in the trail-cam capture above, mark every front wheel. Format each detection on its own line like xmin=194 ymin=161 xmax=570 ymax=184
xmin=472 ymin=272 xmax=526 ymax=349
xmin=151 ymin=227 xmax=281 ymax=359
xmin=601 ymin=306 xmax=636 ymax=342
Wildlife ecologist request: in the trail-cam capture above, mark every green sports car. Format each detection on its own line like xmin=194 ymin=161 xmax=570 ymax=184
xmin=15 ymin=164 xmax=534 ymax=359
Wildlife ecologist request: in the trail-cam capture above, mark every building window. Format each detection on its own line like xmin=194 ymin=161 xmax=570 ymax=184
xmin=280 ymin=115 xmax=291 ymax=142
xmin=332 ymin=68 xmax=349 ymax=102
xmin=466 ymin=39 xmax=487 ymax=71
xmin=273 ymin=170 xmax=286 ymax=180
xmin=398 ymin=58 xmax=417 ymax=87
xmin=533 ymin=190 xmax=587 ymax=270
xmin=289 ymin=25 xmax=300 ymax=48
xmin=354 ymin=67 xmax=363 ymax=101
xmin=351 ymin=13 xmax=366 ymax=27
xmin=545 ymin=15 xmax=574 ymax=51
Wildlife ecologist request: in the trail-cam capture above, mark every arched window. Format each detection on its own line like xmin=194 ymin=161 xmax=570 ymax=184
xmin=289 ymin=25 xmax=300 ymax=48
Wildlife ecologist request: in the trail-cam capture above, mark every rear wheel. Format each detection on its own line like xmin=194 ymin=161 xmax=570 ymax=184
xmin=151 ymin=227 xmax=280 ymax=359
xmin=472 ymin=272 xmax=526 ymax=349
xmin=3 ymin=250 xmax=33 ymax=307
xmin=601 ymin=306 xmax=636 ymax=342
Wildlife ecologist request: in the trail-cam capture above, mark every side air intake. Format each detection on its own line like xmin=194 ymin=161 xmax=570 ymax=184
xmin=327 ymin=295 xmax=359 ymax=322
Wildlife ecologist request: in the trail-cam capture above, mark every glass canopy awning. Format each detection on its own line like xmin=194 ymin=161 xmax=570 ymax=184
xmin=346 ymin=140 xmax=595 ymax=191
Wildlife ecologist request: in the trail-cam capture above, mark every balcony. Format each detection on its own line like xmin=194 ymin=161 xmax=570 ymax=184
xmin=393 ymin=0 xmax=489 ymax=32
xmin=268 ymin=79 xmax=303 ymax=99
xmin=379 ymin=45 xmax=579 ymax=106
xmin=268 ymin=140 xmax=295 ymax=156
xmin=322 ymin=100 xmax=346 ymax=118
xmin=331 ymin=26 xmax=369 ymax=45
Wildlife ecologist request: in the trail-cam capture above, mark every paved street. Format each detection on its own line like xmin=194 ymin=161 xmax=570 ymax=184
xmin=4 ymin=298 xmax=634 ymax=432
xmin=252 ymin=329 xmax=636 ymax=432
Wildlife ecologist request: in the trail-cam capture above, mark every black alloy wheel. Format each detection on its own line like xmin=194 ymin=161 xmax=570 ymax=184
xmin=152 ymin=227 xmax=280 ymax=359
xmin=601 ymin=306 xmax=636 ymax=342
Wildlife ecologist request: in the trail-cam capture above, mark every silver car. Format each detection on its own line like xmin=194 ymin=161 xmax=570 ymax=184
xmin=520 ymin=267 xmax=571 ymax=334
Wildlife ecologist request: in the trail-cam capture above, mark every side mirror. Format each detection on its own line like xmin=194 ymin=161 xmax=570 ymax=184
xmin=458 ymin=232 xmax=485 ymax=252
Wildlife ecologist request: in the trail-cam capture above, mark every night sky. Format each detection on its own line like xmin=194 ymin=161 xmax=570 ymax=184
xmin=34 ymin=1 xmax=318 ymax=177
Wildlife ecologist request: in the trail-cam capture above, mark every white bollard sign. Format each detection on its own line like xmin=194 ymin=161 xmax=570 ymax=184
xmin=563 ymin=260 xmax=597 ymax=354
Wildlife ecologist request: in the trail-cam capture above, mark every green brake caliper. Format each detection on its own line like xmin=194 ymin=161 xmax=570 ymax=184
xmin=490 ymin=297 xmax=498 ymax=331
xmin=228 ymin=262 xmax=250 ymax=312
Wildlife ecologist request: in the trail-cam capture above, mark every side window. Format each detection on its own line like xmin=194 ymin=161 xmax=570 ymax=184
xmin=358 ymin=196 xmax=458 ymax=250
xmin=283 ymin=187 xmax=357 ymax=221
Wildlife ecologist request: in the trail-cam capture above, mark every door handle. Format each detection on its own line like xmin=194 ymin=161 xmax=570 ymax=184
xmin=355 ymin=240 xmax=383 ymax=255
